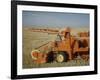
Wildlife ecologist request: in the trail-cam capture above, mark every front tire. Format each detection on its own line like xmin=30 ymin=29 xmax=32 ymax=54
xmin=56 ymin=52 xmax=68 ymax=63
xmin=56 ymin=54 xmax=64 ymax=62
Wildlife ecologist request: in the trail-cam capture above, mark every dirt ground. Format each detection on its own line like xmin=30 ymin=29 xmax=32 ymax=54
xmin=22 ymin=27 xmax=89 ymax=69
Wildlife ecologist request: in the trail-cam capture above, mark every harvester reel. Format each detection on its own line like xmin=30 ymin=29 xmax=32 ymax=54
xmin=31 ymin=49 xmax=40 ymax=60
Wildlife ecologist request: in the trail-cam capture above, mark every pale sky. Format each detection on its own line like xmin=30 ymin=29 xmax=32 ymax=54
xmin=22 ymin=11 xmax=89 ymax=28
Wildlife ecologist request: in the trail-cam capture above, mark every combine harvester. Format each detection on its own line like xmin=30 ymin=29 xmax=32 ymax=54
xmin=31 ymin=27 xmax=89 ymax=64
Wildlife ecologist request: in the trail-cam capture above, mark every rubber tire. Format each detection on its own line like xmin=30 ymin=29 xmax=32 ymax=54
xmin=56 ymin=52 xmax=67 ymax=63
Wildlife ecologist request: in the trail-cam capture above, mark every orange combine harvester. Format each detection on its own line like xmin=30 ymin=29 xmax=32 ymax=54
xmin=31 ymin=27 xmax=89 ymax=64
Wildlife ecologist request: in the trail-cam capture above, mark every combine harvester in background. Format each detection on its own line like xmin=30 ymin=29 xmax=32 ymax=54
xmin=31 ymin=27 xmax=89 ymax=64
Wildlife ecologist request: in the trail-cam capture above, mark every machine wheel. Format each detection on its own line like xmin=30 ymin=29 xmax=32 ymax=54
xmin=74 ymin=52 xmax=89 ymax=61
xmin=81 ymin=54 xmax=89 ymax=61
xmin=56 ymin=52 xmax=68 ymax=63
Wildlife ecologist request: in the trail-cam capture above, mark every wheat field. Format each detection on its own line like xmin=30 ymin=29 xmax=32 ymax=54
xmin=22 ymin=27 xmax=89 ymax=69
